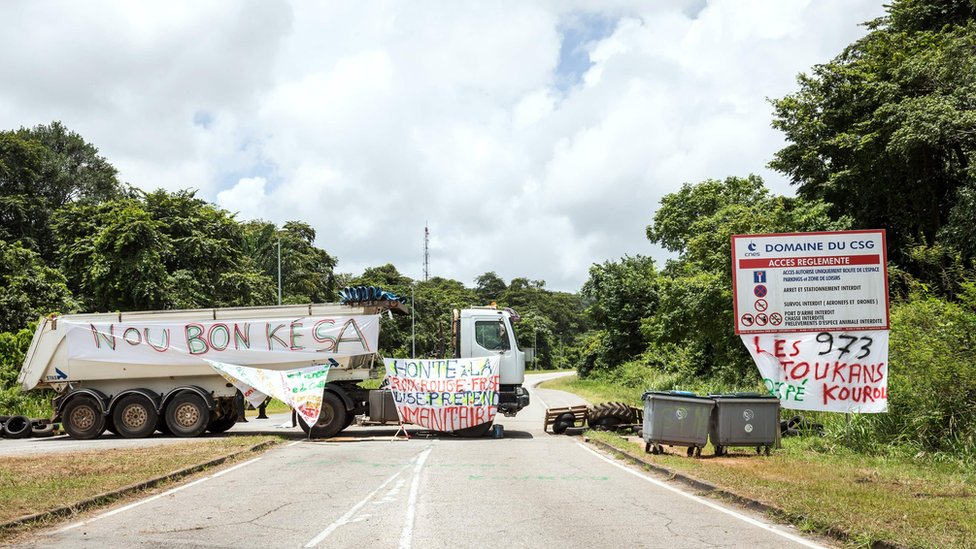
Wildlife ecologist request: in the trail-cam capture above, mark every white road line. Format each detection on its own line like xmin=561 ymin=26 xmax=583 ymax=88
xmin=287 ymin=441 xmax=303 ymax=447
xmin=575 ymin=442 xmax=827 ymax=549
xmin=398 ymin=446 xmax=433 ymax=549
xmin=57 ymin=457 xmax=263 ymax=533
xmin=305 ymin=449 xmax=429 ymax=548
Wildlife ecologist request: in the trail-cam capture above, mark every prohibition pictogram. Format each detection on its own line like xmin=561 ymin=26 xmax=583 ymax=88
xmin=755 ymin=313 xmax=768 ymax=326
xmin=753 ymin=284 xmax=768 ymax=298
xmin=770 ymin=312 xmax=783 ymax=326
xmin=754 ymin=299 xmax=768 ymax=312
xmin=741 ymin=313 xmax=755 ymax=327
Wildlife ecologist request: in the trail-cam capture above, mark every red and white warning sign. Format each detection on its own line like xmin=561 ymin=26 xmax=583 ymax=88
xmin=731 ymin=230 xmax=890 ymax=334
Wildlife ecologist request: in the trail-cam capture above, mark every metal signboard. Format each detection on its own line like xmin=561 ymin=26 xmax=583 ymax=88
xmin=731 ymin=230 xmax=889 ymax=334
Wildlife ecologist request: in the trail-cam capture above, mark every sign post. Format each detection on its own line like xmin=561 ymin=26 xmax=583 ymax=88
xmin=731 ymin=230 xmax=891 ymax=413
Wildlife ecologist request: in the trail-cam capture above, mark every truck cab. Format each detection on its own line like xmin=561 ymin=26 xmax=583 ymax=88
xmin=453 ymin=307 xmax=530 ymax=416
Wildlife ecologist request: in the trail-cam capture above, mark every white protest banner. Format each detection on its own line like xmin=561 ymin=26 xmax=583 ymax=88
xmin=741 ymin=330 xmax=889 ymax=413
xmin=383 ymin=356 xmax=499 ymax=431
xmin=208 ymin=361 xmax=331 ymax=427
xmin=64 ymin=315 xmax=379 ymax=366
xmin=731 ymin=230 xmax=889 ymax=334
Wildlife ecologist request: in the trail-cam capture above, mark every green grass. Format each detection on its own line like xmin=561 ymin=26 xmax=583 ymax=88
xmin=552 ymin=373 xmax=976 ymax=548
xmin=0 ymin=436 xmax=281 ymax=530
xmin=538 ymin=374 xmax=640 ymax=405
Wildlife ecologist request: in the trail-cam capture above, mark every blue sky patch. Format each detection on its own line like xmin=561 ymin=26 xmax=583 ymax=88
xmin=555 ymin=13 xmax=618 ymax=92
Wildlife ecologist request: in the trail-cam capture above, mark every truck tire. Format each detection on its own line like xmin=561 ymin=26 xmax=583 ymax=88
xmin=296 ymin=391 xmax=345 ymax=439
xmin=2 ymin=416 xmax=32 ymax=439
xmin=165 ymin=392 xmax=210 ymax=437
xmin=552 ymin=412 xmax=575 ymax=434
xmin=207 ymin=413 xmax=238 ymax=434
xmin=63 ymin=396 xmax=107 ymax=439
xmin=452 ymin=421 xmax=493 ymax=438
xmin=112 ymin=394 xmax=159 ymax=438
xmin=31 ymin=422 xmax=56 ymax=437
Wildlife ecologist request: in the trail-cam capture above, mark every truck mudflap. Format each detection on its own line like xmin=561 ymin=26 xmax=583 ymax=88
xmin=498 ymin=384 xmax=529 ymax=417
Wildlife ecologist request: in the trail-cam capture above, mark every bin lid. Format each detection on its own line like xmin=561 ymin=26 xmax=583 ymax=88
xmin=708 ymin=392 xmax=779 ymax=400
xmin=642 ymin=390 xmax=713 ymax=401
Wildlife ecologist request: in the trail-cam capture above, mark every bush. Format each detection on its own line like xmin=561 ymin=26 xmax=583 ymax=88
xmin=0 ymin=326 xmax=53 ymax=417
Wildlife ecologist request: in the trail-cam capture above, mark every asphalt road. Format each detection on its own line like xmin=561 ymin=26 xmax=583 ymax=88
xmin=10 ymin=373 xmax=831 ymax=548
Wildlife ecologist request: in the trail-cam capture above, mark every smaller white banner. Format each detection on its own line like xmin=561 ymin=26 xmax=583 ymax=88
xmin=383 ymin=357 xmax=499 ymax=431
xmin=741 ymin=330 xmax=889 ymax=413
xmin=209 ymin=361 xmax=331 ymax=427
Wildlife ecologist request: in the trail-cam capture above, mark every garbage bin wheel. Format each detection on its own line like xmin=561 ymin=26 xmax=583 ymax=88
xmin=714 ymin=445 xmax=724 ymax=457
xmin=764 ymin=445 xmax=772 ymax=456
xmin=644 ymin=442 xmax=651 ymax=453
xmin=686 ymin=446 xmax=694 ymax=457
xmin=756 ymin=446 xmax=762 ymax=455
xmin=694 ymin=446 xmax=702 ymax=458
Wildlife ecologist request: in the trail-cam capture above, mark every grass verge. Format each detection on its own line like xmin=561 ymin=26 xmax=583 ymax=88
xmin=549 ymin=374 xmax=976 ymax=548
xmin=0 ymin=435 xmax=281 ymax=531
xmin=538 ymin=373 xmax=638 ymax=405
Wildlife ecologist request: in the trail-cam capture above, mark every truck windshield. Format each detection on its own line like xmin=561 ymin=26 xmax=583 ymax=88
xmin=474 ymin=320 xmax=510 ymax=351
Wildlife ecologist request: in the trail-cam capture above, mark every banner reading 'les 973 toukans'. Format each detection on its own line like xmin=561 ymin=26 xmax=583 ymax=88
xmin=383 ymin=357 xmax=499 ymax=431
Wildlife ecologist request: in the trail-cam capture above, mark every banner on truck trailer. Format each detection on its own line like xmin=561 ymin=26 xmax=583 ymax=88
xmin=383 ymin=356 xmax=499 ymax=431
xmin=64 ymin=315 xmax=380 ymax=366
xmin=208 ymin=361 xmax=331 ymax=427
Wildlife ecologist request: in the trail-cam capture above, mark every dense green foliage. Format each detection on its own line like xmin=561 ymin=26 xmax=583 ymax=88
xmin=770 ymin=0 xmax=976 ymax=276
xmin=570 ymin=0 xmax=976 ymax=460
xmin=346 ymin=264 xmax=585 ymax=368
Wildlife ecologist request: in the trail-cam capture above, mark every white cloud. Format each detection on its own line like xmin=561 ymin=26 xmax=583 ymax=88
xmin=0 ymin=0 xmax=888 ymax=291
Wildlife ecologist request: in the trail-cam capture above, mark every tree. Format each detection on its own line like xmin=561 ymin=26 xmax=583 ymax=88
xmin=769 ymin=1 xmax=976 ymax=267
xmin=242 ymin=220 xmax=338 ymax=304
xmin=53 ymin=199 xmax=171 ymax=311
xmin=0 ymin=241 xmax=76 ymax=332
xmin=645 ymin=175 xmax=850 ymax=381
xmin=1 ymin=123 xmax=125 ymax=260
xmin=474 ymin=271 xmax=507 ymax=303
xmin=579 ymin=255 xmax=659 ymax=374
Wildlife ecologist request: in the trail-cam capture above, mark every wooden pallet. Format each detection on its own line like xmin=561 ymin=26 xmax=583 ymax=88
xmin=543 ymin=405 xmax=588 ymax=433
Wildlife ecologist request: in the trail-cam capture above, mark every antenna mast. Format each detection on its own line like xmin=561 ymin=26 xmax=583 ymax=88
xmin=423 ymin=223 xmax=430 ymax=282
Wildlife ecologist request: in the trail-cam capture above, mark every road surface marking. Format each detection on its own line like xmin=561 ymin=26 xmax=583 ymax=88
xmin=398 ymin=446 xmax=433 ymax=549
xmin=576 ymin=442 xmax=827 ymax=549
xmin=305 ymin=447 xmax=430 ymax=547
xmin=287 ymin=441 xmax=303 ymax=447
xmin=57 ymin=457 xmax=263 ymax=533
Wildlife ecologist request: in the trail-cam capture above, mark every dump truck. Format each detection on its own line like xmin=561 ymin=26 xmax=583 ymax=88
xmin=17 ymin=293 xmax=529 ymax=440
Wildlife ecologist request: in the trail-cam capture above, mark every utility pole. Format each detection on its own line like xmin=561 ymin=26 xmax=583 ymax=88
xmin=411 ymin=283 xmax=416 ymax=358
xmin=277 ymin=237 xmax=282 ymax=306
xmin=423 ymin=223 xmax=430 ymax=282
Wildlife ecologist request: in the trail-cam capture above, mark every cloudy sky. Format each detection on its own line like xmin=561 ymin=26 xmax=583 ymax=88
xmin=0 ymin=1 xmax=886 ymax=291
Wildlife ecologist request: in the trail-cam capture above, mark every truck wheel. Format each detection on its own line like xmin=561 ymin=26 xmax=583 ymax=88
xmin=297 ymin=392 xmax=345 ymax=439
xmin=112 ymin=394 xmax=159 ymax=438
xmin=165 ymin=392 xmax=210 ymax=437
xmin=207 ymin=413 xmax=238 ymax=434
xmin=63 ymin=396 xmax=107 ymax=439
xmin=2 ymin=416 xmax=32 ymax=439
xmin=453 ymin=421 xmax=493 ymax=438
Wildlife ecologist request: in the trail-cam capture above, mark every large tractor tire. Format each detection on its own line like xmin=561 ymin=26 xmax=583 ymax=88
xmin=587 ymin=402 xmax=637 ymax=430
xmin=297 ymin=391 xmax=346 ymax=439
